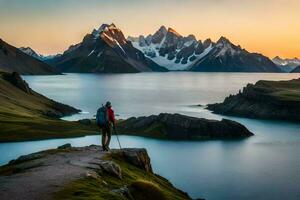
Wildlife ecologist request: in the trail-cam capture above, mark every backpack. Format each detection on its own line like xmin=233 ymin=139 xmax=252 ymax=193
xmin=96 ymin=106 xmax=108 ymax=127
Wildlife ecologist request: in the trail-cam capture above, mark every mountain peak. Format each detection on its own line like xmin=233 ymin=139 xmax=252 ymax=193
xmin=158 ymin=26 xmax=167 ymax=34
xmin=19 ymin=47 xmax=41 ymax=59
xmin=19 ymin=47 xmax=35 ymax=53
xmin=93 ymin=23 xmax=119 ymax=38
xmin=274 ymin=56 xmax=281 ymax=59
xmin=167 ymin=27 xmax=181 ymax=37
xmin=217 ymin=36 xmax=232 ymax=44
xmin=99 ymin=23 xmax=127 ymax=47
xmin=151 ymin=26 xmax=168 ymax=44
xmin=19 ymin=46 xmax=60 ymax=61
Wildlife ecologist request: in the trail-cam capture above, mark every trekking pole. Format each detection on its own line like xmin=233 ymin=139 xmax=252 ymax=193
xmin=113 ymin=124 xmax=122 ymax=149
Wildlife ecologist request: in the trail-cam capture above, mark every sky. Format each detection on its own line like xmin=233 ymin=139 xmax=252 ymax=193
xmin=0 ymin=0 xmax=299 ymax=58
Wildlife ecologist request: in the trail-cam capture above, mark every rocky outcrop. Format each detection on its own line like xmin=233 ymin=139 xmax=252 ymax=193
xmin=57 ymin=143 xmax=72 ymax=149
xmin=114 ymin=148 xmax=153 ymax=173
xmin=207 ymin=78 xmax=300 ymax=122
xmin=0 ymin=145 xmax=192 ymax=200
xmin=2 ymin=71 xmax=32 ymax=94
xmin=99 ymin=160 xmax=122 ymax=179
xmin=117 ymin=113 xmax=254 ymax=139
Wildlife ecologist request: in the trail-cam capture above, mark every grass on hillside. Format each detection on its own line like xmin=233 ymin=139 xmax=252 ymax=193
xmin=253 ymin=79 xmax=300 ymax=101
xmin=0 ymin=71 xmax=98 ymax=142
xmin=54 ymin=153 xmax=190 ymax=200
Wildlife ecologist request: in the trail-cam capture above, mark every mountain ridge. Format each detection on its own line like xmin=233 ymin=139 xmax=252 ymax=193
xmin=129 ymin=26 xmax=281 ymax=72
xmin=47 ymin=24 xmax=167 ymax=73
xmin=272 ymin=56 xmax=300 ymax=72
xmin=0 ymin=39 xmax=60 ymax=75
xmin=25 ymin=23 xmax=286 ymax=73
xmin=19 ymin=47 xmax=60 ymax=61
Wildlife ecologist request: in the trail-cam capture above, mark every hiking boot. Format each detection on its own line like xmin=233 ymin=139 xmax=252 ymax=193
xmin=102 ymin=146 xmax=108 ymax=151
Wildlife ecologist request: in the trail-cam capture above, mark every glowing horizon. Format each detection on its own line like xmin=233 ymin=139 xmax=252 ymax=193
xmin=0 ymin=0 xmax=299 ymax=58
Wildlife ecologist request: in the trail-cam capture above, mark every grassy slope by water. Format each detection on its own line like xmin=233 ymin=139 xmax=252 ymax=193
xmin=0 ymin=71 xmax=98 ymax=142
xmin=207 ymin=78 xmax=300 ymax=121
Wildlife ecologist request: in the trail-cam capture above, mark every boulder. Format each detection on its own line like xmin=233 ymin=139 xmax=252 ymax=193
xmin=57 ymin=143 xmax=72 ymax=150
xmin=86 ymin=171 xmax=101 ymax=180
xmin=99 ymin=161 xmax=122 ymax=179
xmin=121 ymin=148 xmax=153 ymax=173
xmin=9 ymin=153 xmax=45 ymax=165
xmin=111 ymin=186 xmax=132 ymax=199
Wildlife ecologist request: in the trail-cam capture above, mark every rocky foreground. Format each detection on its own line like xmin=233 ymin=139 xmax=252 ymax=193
xmin=0 ymin=145 xmax=192 ymax=200
xmin=117 ymin=113 xmax=253 ymax=139
xmin=207 ymin=78 xmax=300 ymax=122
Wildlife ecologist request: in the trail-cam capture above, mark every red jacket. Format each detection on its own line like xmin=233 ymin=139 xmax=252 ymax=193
xmin=107 ymin=107 xmax=115 ymax=123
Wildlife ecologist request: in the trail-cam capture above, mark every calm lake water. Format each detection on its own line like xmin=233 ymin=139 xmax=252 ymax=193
xmin=1 ymin=72 xmax=300 ymax=200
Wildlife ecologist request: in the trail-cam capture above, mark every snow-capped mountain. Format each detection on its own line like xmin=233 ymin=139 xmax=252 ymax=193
xmin=19 ymin=47 xmax=41 ymax=60
xmin=272 ymin=56 xmax=300 ymax=72
xmin=19 ymin=47 xmax=60 ymax=61
xmin=190 ymin=37 xmax=281 ymax=72
xmin=128 ymin=26 xmax=214 ymax=70
xmin=47 ymin=23 xmax=166 ymax=73
xmin=128 ymin=26 xmax=281 ymax=72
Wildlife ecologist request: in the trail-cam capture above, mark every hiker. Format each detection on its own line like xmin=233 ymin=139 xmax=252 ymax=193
xmin=96 ymin=101 xmax=115 ymax=151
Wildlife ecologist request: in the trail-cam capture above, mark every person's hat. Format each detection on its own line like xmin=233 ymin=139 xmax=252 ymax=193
xmin=106 ymin=101 xmax=112 ymax=107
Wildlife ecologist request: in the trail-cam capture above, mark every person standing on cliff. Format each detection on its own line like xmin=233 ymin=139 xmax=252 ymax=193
xmin=96 ymin=101 xmax=115 ymax=151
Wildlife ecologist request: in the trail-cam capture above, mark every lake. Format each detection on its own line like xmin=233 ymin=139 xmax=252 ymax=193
xmin=1 ymin=72 xmax=300 ymax=200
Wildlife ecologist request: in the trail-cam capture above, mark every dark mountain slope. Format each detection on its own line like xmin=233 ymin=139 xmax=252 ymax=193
xmin=0 ymin=39 xmax=59 ymax=75
xmin=291 ymin=65 xmax=300 ymax=73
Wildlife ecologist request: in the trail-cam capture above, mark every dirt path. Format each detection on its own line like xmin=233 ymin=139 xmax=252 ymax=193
xmin=0 ymin=145 xmax=106 ymax=200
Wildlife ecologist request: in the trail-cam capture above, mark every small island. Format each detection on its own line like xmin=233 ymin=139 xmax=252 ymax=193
xmin=207 ymin=78 xmax=300 ymax=122
xmin=0 ymin=145 xmax=193 ymax=200
xmin=117 ymin=113 xmax=254 ymax=139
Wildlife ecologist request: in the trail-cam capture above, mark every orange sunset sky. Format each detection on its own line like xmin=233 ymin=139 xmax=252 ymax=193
xmin=0 ymin=0 xmax=299 ymax=58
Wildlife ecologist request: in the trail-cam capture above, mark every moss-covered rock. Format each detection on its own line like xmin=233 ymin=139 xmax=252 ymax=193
xmin=129 ymin=180 xmax=167 ymax=200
